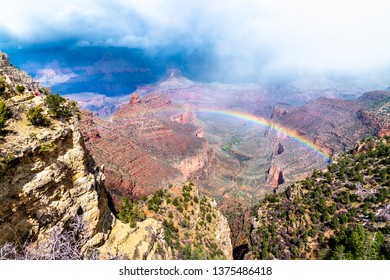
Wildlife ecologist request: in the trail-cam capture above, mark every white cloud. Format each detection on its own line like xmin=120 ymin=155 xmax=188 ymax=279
xmin=0 ymin=0 xmax=390 ymax=78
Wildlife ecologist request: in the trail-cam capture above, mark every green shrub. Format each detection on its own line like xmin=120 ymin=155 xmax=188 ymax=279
xmin=147 ymin=193 xmax=163 ymax=212
xmin=0 ymin=153 xmax=16 ymax=176
xmin=46 ymin=93 xmax=78 ymax=119
xmin=193 ymin=196 xmax=199 ymax=203
xmin=0 ymin=75 xmax=6 ymax=94
xmin=0 ymin=101 xmax=10 ymax=130
xmin=172 ymin=197 xmax=179 ymax=206
xmin=27 ymin=105 xmax=50 ymax=126
xmin=118 ymin=197 xmax=146 ymax=228
xmin=38 ymin=142 xmax=55 ymax=154
xmin=16 ymin=84 xmax=25 ymax=93
xmin=325 ymin=224 xmax=387 ymax=259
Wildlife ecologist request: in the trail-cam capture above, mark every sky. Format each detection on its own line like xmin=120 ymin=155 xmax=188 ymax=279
xmin=1 ymin=0 xmax=390 ymax=82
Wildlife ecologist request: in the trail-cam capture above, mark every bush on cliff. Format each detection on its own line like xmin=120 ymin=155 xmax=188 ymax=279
xmin=26 ymin=105 xmax=50 ymax=126
xmin=16 ymin=84 xmax=25 ymax=93
xmin=47 ymin=93 xmax=69 ymax=118
xmin=0 ymin=75 xmax=6 ymax=95
xmin=46 ymin=93 xmax=80 ymax=119
xmin=0 ymin=101 xmax=10 ymax=131
xmin=118 ymin=197 xmax=146 ymax=228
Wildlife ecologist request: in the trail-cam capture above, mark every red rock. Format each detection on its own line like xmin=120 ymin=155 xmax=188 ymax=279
xmin=266 ymin=165 xmax=284 ymax=189
xmin=81 ymin=93 xmax=214 ymax=206
xmin=378 ymin=125 xmax=390 ymax=137
xmin=129 ymin=93 xmax=141 ymax=104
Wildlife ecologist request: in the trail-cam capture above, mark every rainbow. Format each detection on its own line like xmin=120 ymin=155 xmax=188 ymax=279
xmin=130 ymin=104 xmax=332 ymax=162
xmin=194 ymin=107 xmax=332 ymax=162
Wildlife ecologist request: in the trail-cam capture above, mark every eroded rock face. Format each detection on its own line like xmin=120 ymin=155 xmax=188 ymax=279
xmin=266 ymin=165 xmax=284 ymax=189
xmin=99 ymin=218 xmax=172 ymax=260
xmin=81 ymin=93 xmax=214 ymax=205
xmin=274 ymin=93 xmax=390 ymax=154
xmin=0 ymin=51 xmax=10 ymax=67
xmin=0 ymin=117 xmax=115 ymax=247
xmin=378 ymin=125 xmax=390 ymax=137
xmin=0 ymin=51 xmax=39 ymax=93
xmin=0 ymin=54 xmax=114 ymax=250
xmin=271 ymin=104 xmax=294 ymax=119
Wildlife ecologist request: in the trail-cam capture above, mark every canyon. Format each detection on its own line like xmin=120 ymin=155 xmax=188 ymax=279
xmin=1 ymin=50 xmax=389 ymax=259
xmin=76 ymin=69 xmax=390 ymax=250
xmin=0 ymin=51 xmax=232 ymax=260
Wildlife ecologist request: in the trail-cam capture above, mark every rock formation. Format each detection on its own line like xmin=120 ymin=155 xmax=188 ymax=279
xmin=0 ymin=51 xmax=10 ymax=67
xmin=266 ymin=165 xmax=285 ymax=189
xmin=277 ymin=143 xmax=285 ymax=155
xmin=0 ymin=56 xmax=114 ymax=249
xmin=81 ymin=92 xmax=214 ymax=205
xmin=0 ymin=51 xmax=40 ymax=93
xmin=271 ymin=103 xmax=294 ymax=119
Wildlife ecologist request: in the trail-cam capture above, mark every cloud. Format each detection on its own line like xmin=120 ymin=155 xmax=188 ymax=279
xmin=1 ymin=0 xmax=390 ymax=81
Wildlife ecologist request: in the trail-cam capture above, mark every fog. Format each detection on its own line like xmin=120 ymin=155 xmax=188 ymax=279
xmin=1 ymin=0 xmax=390 ymax=84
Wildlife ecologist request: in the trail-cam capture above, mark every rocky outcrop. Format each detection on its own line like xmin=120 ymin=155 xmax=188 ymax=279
xmin=0 ymin=51 xmax=40 ymax=93
xmin=175 ymin=141 xmax=212 ymax=178
xmin=99 ymin=184 xmax=232 ymax=260
xmin=357 ymin=109 xmax=390 ymax=137
xmin=271 ymin=104 xmax=293 ymax=118
xmin=0 ymin=54 xmax=115 ymax=253
xmin=99 ymin=218 xmax=172 ymax=260
xmin=357 ymin=109 xmax=380 ymax=127
xmin=357 ymin=92 xmax=390 ymax=137
xmin=277 ymin=143 xmax=285 ymax=155
xmin=171 ymin=106 xmax=196 ymax=125
xmin=0 ymin=119 xmax=114 ymax=248
xmin=378 ymin=125 xmax=390 ymax=137
xmin=0 ymin=51 xmax=10 ymax=67
xmin=130 ymin=93 xmax=141 ymax=105
xmin=266 ymin=165 xmax=284 ymax=189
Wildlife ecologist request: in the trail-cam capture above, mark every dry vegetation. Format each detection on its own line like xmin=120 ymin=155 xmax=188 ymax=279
xmin=0 ymin=216 xmax=98 ymax=260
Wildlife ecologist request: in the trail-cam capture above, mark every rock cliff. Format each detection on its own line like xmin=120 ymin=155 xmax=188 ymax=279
xmin=0 ymin=55 xmax=114 ymax=250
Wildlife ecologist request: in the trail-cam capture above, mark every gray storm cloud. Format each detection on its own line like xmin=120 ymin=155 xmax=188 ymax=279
xmin=1 ymin=0 xmax=390 ymax=81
